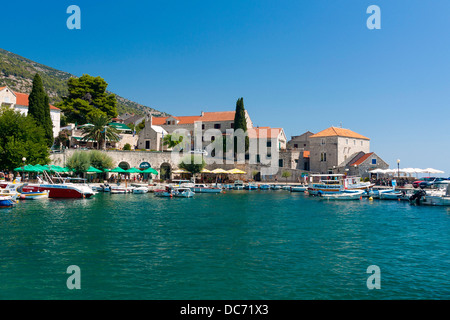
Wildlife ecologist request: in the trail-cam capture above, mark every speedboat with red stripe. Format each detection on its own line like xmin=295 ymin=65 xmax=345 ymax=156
xmin=21 ymin=177 xmax=95 ymax=199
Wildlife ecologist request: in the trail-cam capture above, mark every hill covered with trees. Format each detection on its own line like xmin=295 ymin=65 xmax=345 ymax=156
xmin=0 ymin=48 xmax=168 ymax=117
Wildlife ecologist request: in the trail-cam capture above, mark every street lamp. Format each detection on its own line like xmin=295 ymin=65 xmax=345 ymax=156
xmin=397 ymin=159 xmax=400 ymax=178
xmin=22 ymin=157 xmax=26 ymax=181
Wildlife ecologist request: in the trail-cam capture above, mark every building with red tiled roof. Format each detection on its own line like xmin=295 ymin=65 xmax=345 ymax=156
xmin=285 ymin=126 xmax=387 ymax=176
xmin=309 ymin=126 xmax=370 ymax=140
xmin=0 ymin=85 xmax=61 ymax=137
xmin=136 ymin=110 xmax=254 ymax=151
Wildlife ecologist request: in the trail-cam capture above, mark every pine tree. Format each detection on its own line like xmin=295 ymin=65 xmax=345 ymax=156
xmin=233 ymin=97 xmax=249 ymax=152
xmin=28 ymin=73 xmax=54 ymax=146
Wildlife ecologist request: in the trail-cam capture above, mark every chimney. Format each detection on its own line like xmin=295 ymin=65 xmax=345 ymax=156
xmin=201 ymin=111 xmax=205 ymax=117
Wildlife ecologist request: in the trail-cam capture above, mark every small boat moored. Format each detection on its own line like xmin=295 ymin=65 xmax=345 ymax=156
xmin=0 ymin=196 xmax=17 ymax=208
xmin=19 ymin=190 xmax=49 ymax=200
xmin=319 ymin=190 xmax=365 ymax=200
xmin=290 ymin=186 xmax=308 ymax=192
xmin=133 ymin=186 xmax=149 ymax=194
xmin=233 ymin=180 xmax=244 ymax=190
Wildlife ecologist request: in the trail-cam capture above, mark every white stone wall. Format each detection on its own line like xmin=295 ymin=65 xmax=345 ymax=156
xmin=0 ymin=87 xmax=16 ymax=106
xmin=50 ymin=109 xmax=60 ymax=138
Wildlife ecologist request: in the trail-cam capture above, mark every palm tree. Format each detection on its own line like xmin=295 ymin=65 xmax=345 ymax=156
xmin=81 ymin=113 xmax=121 ymax=150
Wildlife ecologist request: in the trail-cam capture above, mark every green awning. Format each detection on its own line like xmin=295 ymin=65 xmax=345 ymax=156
xmin=84 ymin=166 xmax=103 ymax=173
xmin=72 ymin=137 xmax=97 ymax=142
xmin=142 ymin=167 xmax=158 ymax=174
xmin=108 ymin=122 xmax=131 ymax=131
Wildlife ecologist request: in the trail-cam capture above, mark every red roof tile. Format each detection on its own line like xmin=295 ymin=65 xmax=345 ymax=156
xmin=199 ymin=111 xmax=235 ymax=122
xmin=349 ymin=152 xmax=374 ymax=166
xmin=309 ymin=127 xmax=369 ymax=140
xmin=13 ymin=91 xmax=60 ymax=111
xmin=248 ymin=127 xmax=282 ymax=139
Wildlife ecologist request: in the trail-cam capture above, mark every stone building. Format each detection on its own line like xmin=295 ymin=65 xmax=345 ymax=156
xmin=136 ymin=115 xmax=168 ymax=151
xmin=308 ymin=127 xmax=371 ymax=174
xmin=343 ymin=152 xmax=389 ymax=178
xmin=0 ymin=85 xmax=61 ymax=137
xmin=63 ymin=122 xmax=138 ymax=150
xmin=286 ymin=126 xmax=389 ymax=177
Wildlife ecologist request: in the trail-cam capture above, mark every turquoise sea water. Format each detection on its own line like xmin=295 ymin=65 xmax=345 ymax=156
xmin=0 ymin=190 xmax=449 ymax=300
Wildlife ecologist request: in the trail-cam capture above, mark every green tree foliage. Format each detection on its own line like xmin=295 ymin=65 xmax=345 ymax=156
xmin=80 ymin=113 xmax=121 ymax=150
xmin=66 ymin=150 xmax=114 ymax=175
xmin=88 ymin=150 xmax=114 ymax=172
xmin=233 ymin=97 xmax=249 ymax=152
xmin=66 ymin=151 xmax=90 ymax=174
xmin=28 ymin=73 xmax=54 ymax=146
xmin=163 ymin=133 xmax=184 ymax=149
xmin=178 ymin=155 xmax=206 ymax=175
xmin=282 ymin=170 xmax=292 ymax=184
xmin=57 ymin=74 xmax=118 ymax=124
xmin=123 ymin=143 xmax=131 ymax=151
xmin=0 ymin=106 xmax=50 ymax=170
xmin=136 ymin=119 xmax=145 ymax=133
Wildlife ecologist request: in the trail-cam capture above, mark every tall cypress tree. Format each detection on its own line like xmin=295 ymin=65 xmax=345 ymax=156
xmin=233 ymin=97 xmax=249 ymax=152
xmin=28 ymin=73 xmax=54 ymax=146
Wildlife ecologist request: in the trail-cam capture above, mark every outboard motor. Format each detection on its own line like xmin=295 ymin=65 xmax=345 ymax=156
xmin=409 ymin=189 xmax=427 ymax=205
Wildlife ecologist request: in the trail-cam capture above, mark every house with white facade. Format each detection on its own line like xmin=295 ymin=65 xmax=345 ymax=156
xmin=0 ymin=85 xmax=61 ymax=137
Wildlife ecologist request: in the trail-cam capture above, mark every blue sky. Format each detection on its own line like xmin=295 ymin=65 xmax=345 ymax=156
xmin=2 ymin=0 xmax=450 ymax=175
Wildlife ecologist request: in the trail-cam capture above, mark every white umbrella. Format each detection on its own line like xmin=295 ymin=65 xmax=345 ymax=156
xmin=423 ymin=168 xmax=444 ymax=174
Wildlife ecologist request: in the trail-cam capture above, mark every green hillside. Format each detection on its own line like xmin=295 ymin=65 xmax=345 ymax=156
xmin=0 ymin=48 xmax=168 ymax=117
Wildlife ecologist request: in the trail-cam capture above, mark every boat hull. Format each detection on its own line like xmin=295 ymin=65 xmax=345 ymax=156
xmin=191 ymin=187 xmax=222 ymax=193
xmin=418 ymin=196 xmax=450 ymax=206
xmin=291 ymin=186 xmax=308 ymax=192
xmin=320 ymin=190 xmax=364 ymax=200
xmin=20 ymin=191 xmax=49 ymax=200
xmin=21 ymin=185 xmax=94 ymax=199
xmin=0 ymin=197 xmax=16 ymax=207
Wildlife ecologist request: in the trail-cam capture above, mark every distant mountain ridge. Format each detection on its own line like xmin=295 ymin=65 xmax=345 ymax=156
xmin=0 ymin=48 xmax=169 ymax=117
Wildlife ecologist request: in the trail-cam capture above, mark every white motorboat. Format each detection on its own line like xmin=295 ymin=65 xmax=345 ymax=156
xmin=0 ymin=184 xmax=21 ymax=198
xmin=173 ymin=187 xmax=195 ymax=198
xmin=21 ymin=177 xmax=95 ymax=199
xmin=319 ymin=190 xmax=364 ymax=200
xmin=233 ymin=180 xmax=244 ymax=190
xmin=154 ymin=186 xmax=194 ymax=198
xmin=308 ymin=174 xmax=373 ymax=195
xmin=244 ymin=183 xmax=258 ymax=190
xmin=270 ymin=185 xmax=282 ymax=190
xmin=290 ymin=186 xmax=308 ymax=192
xmin=110 ymin=185 xmax=127 ymax=194
xmin=363 ymin=188 xmax=398 ymax=199
xmin=191 ymin=184 xmax=222 ymax=193
xmin=19 ymin=190 xmax=49 ymax=200
xmin=411 ymin=184 xmax=450 ymax=206
xmin=379 ymin=191 xmax=403 ymax=200
xmin=133 ymin=186 xmax=149 ymax=194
